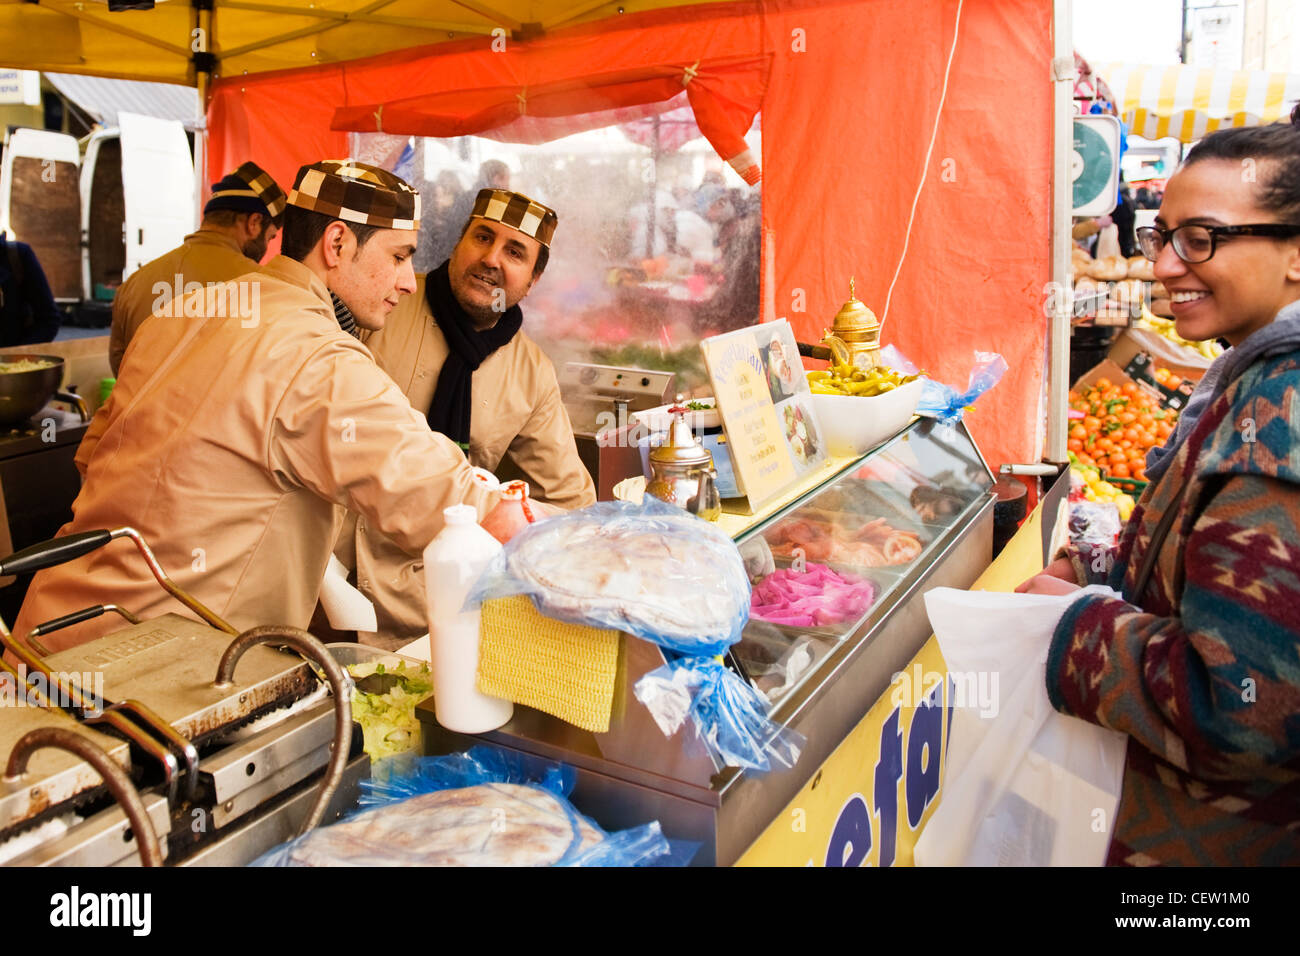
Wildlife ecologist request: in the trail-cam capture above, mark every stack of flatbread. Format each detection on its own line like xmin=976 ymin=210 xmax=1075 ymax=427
xmin=503 ymin=510 xmax=749 ymax=649
xmin=287 ymin=784 xmax=603 ymax=866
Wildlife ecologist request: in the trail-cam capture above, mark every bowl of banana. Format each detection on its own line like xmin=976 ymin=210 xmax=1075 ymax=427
xmin=807 ymin=364 xmax=924 ymax=456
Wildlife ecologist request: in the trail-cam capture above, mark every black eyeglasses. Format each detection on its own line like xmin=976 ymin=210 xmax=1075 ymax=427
xmin=1136 ymin=223 xmax=1300 ymax=263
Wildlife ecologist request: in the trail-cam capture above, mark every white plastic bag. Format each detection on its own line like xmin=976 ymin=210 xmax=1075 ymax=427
xmin=913 ymin=586 xmax=1128 ymax=867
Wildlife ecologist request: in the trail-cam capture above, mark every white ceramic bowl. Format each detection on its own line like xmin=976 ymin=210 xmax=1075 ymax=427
xmin=631 ymin=400 xmax=722 ymax=432
xmin=811 ymin=378 xmax=925 ymax=457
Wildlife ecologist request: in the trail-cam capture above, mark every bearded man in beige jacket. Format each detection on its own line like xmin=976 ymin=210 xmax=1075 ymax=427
xmin=336 ymin=188 xmax=597 ymax=647
xmin=13 ymin=161 xmax=511 ymax=653
xmin=109 ymin=161 xmax=286 ymax=375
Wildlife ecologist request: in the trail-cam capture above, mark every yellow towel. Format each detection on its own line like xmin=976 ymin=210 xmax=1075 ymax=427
xmin=477 ymin=595 xmax=621 ymax=734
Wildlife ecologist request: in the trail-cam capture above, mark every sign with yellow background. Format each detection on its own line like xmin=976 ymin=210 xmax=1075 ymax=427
xmin=737 ymin=636 xmax=952 ymax=866
xmin=702 ymin=320 xmax=826 ymax=509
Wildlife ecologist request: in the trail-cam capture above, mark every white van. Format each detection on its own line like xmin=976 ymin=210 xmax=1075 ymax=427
xmin=0 ymin=113 xmax=195 ymax=309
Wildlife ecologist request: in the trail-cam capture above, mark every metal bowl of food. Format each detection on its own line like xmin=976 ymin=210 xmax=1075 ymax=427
xmin=0 ymin=353 xmax=65 ymax=427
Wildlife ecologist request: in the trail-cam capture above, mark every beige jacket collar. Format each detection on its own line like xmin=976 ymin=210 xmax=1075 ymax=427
xmin=260 ymin=255 xmax=334 ymax=313
xmin=185 ymin=228 xmax=247 ymax=257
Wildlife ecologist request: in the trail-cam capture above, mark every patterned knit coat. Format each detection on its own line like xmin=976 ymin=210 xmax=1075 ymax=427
xmin=1047 ymin=349 xmax=1300 ymax=866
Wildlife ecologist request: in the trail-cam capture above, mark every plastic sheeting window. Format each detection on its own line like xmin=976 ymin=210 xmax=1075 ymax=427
xmin=350 ymin=105 xmax=761 ymax=393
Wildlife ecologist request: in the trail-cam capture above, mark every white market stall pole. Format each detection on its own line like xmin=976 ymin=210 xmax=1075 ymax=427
xmin=1045 ymin=0 xmax=1073 ymax=470
xmin=1101 ymin=61 xmax=1300 ymax=144
xmin=1006 ymin=0 xmax=1071 ymax=476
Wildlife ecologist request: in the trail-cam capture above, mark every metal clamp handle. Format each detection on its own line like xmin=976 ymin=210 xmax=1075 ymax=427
xmin=4 ymin=727 xmax=163 ymax=866
xmin=214 ymin=626 xmax=352 ymax=836
xmin=90 ymin=699 xmax=199 ymax=804
xmin=0 ymin=530 xmax=112 ymax=577
xmin=0 ymin=527 xmax=236 ymax=635
xmin=29 ymin=604 xmax=143 ymax=638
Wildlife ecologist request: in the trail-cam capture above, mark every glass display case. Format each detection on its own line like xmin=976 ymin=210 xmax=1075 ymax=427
xmin=732 ymin=417 xmax=995 ymax=709
xmin=418 ymin=416 xmax=996 ymax=866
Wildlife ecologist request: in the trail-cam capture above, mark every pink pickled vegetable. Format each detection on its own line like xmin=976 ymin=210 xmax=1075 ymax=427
xmin=750 ymin=562 xmax=876 ymax=627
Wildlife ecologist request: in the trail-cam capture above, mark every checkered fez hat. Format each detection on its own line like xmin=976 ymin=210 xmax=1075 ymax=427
xmin=286 ymin=160 xmax=420 ymax=230
xmin=470 ymin=189 xmax=558 ymax=247
xmin=204 ymin=162 xmax=287 ymax=219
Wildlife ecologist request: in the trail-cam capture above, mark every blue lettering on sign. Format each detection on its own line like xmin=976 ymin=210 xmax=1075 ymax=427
xmin=822 ymin=676 xmax=952 ymax=866
xmin=905 ymin=683 xmax=943 ymax=829
xmin=824 ymin=794 xmax=871 ymax=867
xmin=874 ymin=708 xmax=904 ymax=868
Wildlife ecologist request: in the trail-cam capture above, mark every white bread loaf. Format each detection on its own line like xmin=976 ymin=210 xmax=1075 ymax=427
xmin=1126 ymin=256 xmax=1155 ymax=280
xmin=1088 ymin=255 xmax=1128 ymax=281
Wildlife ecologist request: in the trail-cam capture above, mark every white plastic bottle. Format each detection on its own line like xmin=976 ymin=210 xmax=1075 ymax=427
xmin=424 ymin=504 xmax=514 ymax=733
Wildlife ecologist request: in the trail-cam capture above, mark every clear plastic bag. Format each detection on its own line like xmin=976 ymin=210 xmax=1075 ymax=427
xmin=915 ymin=351 xmax=1009 ymax=426
xmin=358 ymin=745 xmax=572 ymax=806
xmin=467 ymin=497 xmax=751 ymax=657
xmin=1067 ymin=498 xmax=1121 ymax=549
xmin=252 ymin=745 xmax=687 ymax=867
xmin=913 ymin=587 xmax=1128 ymax=867
xmin=879 ymin=344 xmax=920 ymax=377
xmin=634 ymin=655 xmax=805 ymax=772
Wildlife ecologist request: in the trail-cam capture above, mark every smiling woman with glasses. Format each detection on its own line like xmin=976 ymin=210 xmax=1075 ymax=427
xmin=1019 ymin=105 xmax=1300 ymax=866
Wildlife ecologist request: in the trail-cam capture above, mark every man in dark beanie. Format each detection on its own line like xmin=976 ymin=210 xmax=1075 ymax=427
xmin=108 ymin=161 xmax=286 ymax=373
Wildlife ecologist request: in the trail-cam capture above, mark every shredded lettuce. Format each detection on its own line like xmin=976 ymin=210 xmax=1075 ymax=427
xmin=346 ymin=660 xmax=433 ymax=761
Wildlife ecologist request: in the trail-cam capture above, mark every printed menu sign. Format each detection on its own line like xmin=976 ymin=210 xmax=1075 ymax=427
xmin=701 ymin=319 xmax=828 ymax=510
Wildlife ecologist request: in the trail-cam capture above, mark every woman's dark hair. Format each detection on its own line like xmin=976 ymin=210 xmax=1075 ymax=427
xmin=1183 ymin=108 xmax=1300 ymax=220
xmin=279 ymin=205 xmax=382 ymax=261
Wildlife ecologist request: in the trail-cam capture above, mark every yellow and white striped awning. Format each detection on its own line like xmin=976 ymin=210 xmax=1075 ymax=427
xmin=1101 ymin=62 xmax=1300 ymax=143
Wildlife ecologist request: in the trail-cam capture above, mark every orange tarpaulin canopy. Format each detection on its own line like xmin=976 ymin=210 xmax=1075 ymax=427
xmin=320 ymin=10 xmax=771 ymax=182
xmin=330 ymin=55 xmax=769 ymax=184
xmin=208 ymin=0 xmax=1053 ymax=473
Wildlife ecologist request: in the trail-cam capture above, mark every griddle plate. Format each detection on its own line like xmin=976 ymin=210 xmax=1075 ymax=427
xmin=43 ymin=614 xmax=317 ymax=744
xmin=0 ymin=707 xmax=130 ymax=835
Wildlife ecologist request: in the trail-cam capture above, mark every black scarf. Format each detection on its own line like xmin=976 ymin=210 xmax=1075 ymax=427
xmin=425 ymin=260 xmax=523 ymax=448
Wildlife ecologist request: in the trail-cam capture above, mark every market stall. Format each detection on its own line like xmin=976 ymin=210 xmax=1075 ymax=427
xmin=0 ymin=0 xmax=1067 ymax=867
xmin=0 ymin=0 xmax=1057 ymax=476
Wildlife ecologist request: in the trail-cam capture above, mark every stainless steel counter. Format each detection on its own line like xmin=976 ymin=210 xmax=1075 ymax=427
xmin=418 ymin=418 xmax=995 ymax=865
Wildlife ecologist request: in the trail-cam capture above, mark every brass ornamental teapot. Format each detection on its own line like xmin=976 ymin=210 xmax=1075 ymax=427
xmin=822 ymin=278 xmax=883 ymax=371
xmin=645 ymin=397 xmax=722 ymax=521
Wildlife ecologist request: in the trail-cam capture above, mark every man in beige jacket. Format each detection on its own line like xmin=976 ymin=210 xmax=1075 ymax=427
xmin=338 ymin=188 xmax=596 ymax=645
xmin=14 ymin=161 xmax=503 ymax=653
xmin=108 ymin=162 xmax=286 ymax=375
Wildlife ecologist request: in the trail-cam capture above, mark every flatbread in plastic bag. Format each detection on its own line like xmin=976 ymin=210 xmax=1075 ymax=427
xmin=469 ymin=499 xmax=750 ymax=656
xmin=286 ymin=783 xmax=603 ymax=867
